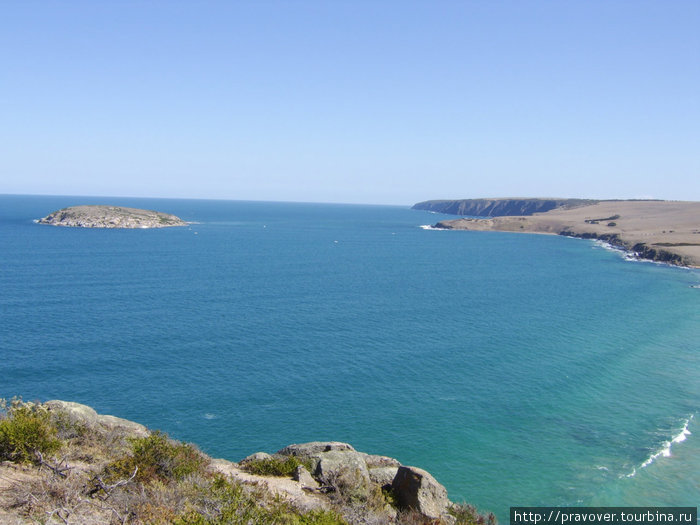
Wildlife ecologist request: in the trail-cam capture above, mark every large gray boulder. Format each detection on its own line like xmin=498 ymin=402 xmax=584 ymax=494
xmin=278 ymin=442 xmax=371 ymax=502
xmin=314 ymin=450 xmax=371 ymax=500
xmin=277 ymin=441 xmax=356 ymax=457
xmin=391 ymin=465 xmax=451 ymax=520
xmin=360 ymin=452 xmax=402 ymax=469
xmin=44 ymin=400 xmax=148 ymax=437
xmin=293 ymin=465 xmax=320 ymax=489
xmin=44 ymin=400 xmax=100 ymax=427
xmin=368 ymin=466 xmax=399 ymax=488
xmin=97 ymin=414 xmax=149 ymax=437
xmin=239 ymin=451 xmax=273 ymax=465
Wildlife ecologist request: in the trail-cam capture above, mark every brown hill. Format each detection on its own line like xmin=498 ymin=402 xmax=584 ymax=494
xmin=434 ymin=200 xmax=700 ymax=268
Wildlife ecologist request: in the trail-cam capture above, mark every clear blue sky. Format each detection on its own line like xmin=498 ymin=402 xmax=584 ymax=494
xmin=1 ymin=1 xmax=698 ymax=205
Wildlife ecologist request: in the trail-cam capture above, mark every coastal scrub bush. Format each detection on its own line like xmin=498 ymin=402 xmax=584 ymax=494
xmin=449 ymin=503 xmax=497 ymax=525
xmin=336 ymin=483 xmax=397 ymax=524
xmin=242 ymin=454 xmax=313 ymax=477
xmin=48 ymin=409 xmax=89 ymax=441
xmin=380 ymin=484 xmax=399 ymax=508
xmin=104 ymin=430 xmax=208 ymax=484
xmin=0 ymin=398 xmax=61 ymax=463
xmin=294 ymin=509 xmax=348 ymax=525
xmin=171 ymin=474 xmax=348 ymax=525
xmin=172 ymin=475 xmax=262 ymax=524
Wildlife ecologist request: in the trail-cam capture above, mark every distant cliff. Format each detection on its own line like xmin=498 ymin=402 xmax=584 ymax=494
xmin=413 ymin=198 xmax=597 ymax=217
xmin=37 ymin=205 xmax=187 ymax=228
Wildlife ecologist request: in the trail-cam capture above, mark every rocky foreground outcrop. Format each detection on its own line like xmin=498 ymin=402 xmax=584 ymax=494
xmin=43 ymin=400 xmax=149 ymax=438
xmin=235 ymin=440 xmax=455 ymax=522
xmin=0 ymin=400 xmax=482 ymax=524
xmin=37 ymin=205 xmax=187 ymax=228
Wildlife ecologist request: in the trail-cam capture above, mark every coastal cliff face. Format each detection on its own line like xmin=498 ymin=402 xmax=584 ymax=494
xmin=556 ymin=232 xmax=689 ymax=266
xmin=37 ymin=205 xmax=187 ymax=228
xmin=0 ymin=399 xmax=486 ymax=524
xmin=412 ymin=198 xmax=596 ymax=217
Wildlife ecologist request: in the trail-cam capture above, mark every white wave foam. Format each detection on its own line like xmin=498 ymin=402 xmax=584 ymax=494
xmin=592 ymin=240 xmax=638 ymax=261
xmin=639 ymin=416 xmax=693 ymax=470
xmin=203 ymin=413 xmax=217 ymax=420
xmin=419 ymin=225 xmax=446 ymax=230
xmin=592 ymin=239 xmax=693 ymax=268
xmin=621 ymin=416 xmax=693 ymax=478
xmin=623 ymin=467 xmax=637 ymax=478
xmin=671 ymin=417 xmax=692 ymax=444
xmin=593 ymin=239 xmax=622 ymax=252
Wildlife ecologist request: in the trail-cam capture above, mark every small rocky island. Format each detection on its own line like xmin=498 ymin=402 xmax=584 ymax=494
xmin=37 ymin=205 xmax=187 ymax=229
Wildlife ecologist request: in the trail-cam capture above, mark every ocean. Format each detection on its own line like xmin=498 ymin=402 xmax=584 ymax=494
xmin=1 ymin=194 xmax=698 ymax=520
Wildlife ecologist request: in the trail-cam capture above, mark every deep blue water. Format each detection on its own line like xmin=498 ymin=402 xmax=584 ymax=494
xmin=1 ymin=194 xmax=699 ymax=520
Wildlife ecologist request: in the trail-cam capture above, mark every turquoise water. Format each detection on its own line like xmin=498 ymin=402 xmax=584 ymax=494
xmin=1 ymin=194 xmax=698 ymax=520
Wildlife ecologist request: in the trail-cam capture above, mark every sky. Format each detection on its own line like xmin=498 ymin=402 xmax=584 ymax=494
xmin=1 ymin=1 xmax=699 ymax=205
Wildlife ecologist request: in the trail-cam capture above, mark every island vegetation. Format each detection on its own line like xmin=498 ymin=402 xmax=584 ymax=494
xmin=0 ymin=398 xmax=495 ymax=525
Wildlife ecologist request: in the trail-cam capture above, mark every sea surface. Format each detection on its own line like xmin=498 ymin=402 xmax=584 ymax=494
xmin=1 ymin=194 xmax=699 ymax=520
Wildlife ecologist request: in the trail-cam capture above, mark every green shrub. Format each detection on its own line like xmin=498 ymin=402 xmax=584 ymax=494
xmin=380 ymin=484 xmax=399 ymax=508
xmin=171 ymin=476 xmax=258 ymax=524
xmin=295 ymin=509 xmax=348 ymax=525
xmin=104 ymin=430 xmax=208 ymax=484
xmin=0 ymin=398 xmax=62 ymax=463
xmin=242 ymin=455 xmax=313 ymax=477
xmin=49 ymin=409 xmax=91 ymax=441
xmin=449 ymin=503 xmax=497 ymax=525
xmin=171 ymin=476 xmax=347 ymax=524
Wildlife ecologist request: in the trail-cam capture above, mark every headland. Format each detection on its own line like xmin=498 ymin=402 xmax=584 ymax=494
xmin=421 ymin=199 xmax=700 ymax=268
xmin=37 ymin=205 xmax=187 ymax=229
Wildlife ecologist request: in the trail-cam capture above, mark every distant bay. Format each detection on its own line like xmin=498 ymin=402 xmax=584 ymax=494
xmin=1 ymin=194 xmax=699 ymax=521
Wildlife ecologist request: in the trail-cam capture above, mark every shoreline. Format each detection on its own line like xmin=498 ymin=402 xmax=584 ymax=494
xmin=431 ymin=200 xmax=700 ymax=269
